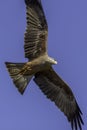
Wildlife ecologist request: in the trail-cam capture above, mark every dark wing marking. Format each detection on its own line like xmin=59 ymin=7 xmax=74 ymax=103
xmin=24 ymin=0 xmax=48 ymax=60
xmin=34 ymin=67 xmax=84 ymax=130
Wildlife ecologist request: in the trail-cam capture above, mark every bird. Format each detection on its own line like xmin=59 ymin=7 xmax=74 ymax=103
xmin=5 ymin=0 xmax=84 ymax=130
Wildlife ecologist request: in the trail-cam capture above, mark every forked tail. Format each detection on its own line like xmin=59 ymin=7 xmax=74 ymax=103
xmin=5 ymin=62 xmax=33 ymax=94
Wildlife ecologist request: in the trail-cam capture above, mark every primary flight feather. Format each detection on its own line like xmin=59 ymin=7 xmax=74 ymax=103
xmin=5 ymin=0 xmax=84 ymax=129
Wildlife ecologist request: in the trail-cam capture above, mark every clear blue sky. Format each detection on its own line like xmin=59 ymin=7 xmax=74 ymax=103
xmin=0 ymin=0 xmax=87 ymax=129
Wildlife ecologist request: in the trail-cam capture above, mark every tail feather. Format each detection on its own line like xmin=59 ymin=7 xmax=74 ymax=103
xmin=5 ymin=62 xmax=33 ymax=94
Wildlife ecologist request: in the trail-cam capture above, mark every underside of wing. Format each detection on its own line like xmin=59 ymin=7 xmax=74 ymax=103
xmin=34 ymin=67 xmax=84 ymax=130
xmin=24 ymin=0 xmax=48 ymax=60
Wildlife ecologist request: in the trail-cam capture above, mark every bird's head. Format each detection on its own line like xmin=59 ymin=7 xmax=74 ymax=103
xmin=48 ymin=56 xmax=57 ymax=65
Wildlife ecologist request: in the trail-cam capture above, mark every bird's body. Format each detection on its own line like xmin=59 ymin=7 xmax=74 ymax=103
xmin=20 ymin=54 xmax=57 ymax=75
xmin=5 ymin=0 xmax=84 ymax=130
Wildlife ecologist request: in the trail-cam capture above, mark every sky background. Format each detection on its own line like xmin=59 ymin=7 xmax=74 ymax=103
xmin=0 ymin=0 xmax=87 ymax=129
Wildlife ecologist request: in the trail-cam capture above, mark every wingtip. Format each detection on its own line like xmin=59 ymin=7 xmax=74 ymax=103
xmin=66 ymin=100 xmax=84 ymax=130
xmin=24 ymin=0 xmax=41 ymax=5
xmin=70 ymin=108 xmax=84 ymax=130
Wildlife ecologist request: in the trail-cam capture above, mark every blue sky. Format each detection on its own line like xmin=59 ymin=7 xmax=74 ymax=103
xmin=0 ymin=0 xmax=87 ymax=129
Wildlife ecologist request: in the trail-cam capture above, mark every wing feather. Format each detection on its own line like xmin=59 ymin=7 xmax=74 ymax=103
xmin=24 ymin=0 xmax=48 ymax=60
xmin=34 ymin=67 xmax=84 ymax=130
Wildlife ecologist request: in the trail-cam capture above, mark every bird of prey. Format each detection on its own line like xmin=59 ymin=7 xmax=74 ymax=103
xmin=5 ymin=0 xmax=84 ymax=130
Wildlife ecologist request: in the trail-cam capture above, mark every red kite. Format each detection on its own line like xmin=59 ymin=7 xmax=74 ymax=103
xmin=5 ymin=0 xmax=84 ymax=129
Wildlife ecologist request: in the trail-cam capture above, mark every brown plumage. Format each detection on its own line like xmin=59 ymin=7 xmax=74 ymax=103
xmin=24 ymin=0 xmax=48 ymax=60
xmin=5 ymin=0 xmax=84 ymax=130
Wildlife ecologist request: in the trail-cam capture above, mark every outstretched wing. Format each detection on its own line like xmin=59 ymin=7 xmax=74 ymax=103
xmin=34 ymin=67 xmax=84 ymax=130
xmin=24 ymin=0 xmax=48 ymax=60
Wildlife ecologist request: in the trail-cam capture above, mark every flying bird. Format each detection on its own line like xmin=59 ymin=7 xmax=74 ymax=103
xmin=5 ymin=0 xmax=84 ymax=129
